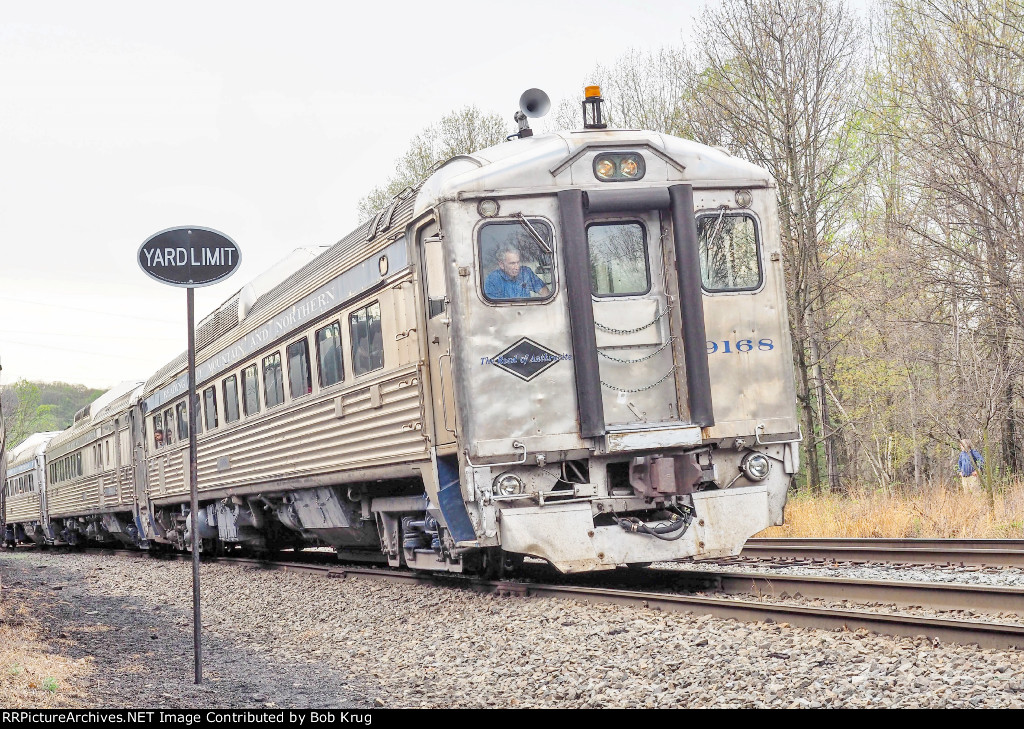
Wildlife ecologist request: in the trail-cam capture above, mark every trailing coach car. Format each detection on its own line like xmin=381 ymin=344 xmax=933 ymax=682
xmin=4 ymin=89 xmax=800 ymax=573
xmin=2 ymin=432 xmax=60 ymax=546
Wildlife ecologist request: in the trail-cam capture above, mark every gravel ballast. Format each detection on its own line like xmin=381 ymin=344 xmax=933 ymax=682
xmin=2 ymin=550 xmax=1023 ymax=708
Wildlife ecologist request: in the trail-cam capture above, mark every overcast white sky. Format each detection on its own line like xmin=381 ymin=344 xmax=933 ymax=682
xmin=0 ymin=0 xmax=867 ymax=391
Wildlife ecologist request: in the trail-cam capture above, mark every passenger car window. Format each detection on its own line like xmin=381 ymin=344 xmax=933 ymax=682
xmin=287 ymin=338 xmax=312 ymax=399
xmin=243 ymin=364 xmax=261 ymax=416
xmin=176 ymin=401 xmax=189 ymax=440
xmin=203 ymin=386 xmax=218 ymax=430
xmin=223 ymin=375 xmax=240 ymax=423
xmin=153 ymin=413 xmax=164 ymax=449
xmin=316 ymin=322 xmax=344 ymax=387
xmin=263 ymin=352 xmax=285 ymax=408
xmin=697 ymin=212 xmax=762 ymax=291
xmin=350 ymin=303 xmax=384 ymax=377
xmin=586 ymin=222 xmax=650 ymax=296
xmin=163 ymin=408 xmax=174 ymax=446
xmin=478 ymin=219 xmax=554 ymax=302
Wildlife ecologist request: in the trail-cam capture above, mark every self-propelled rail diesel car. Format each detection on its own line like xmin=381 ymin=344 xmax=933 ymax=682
xmin=3 ymin=90 xmax=800 ymax=573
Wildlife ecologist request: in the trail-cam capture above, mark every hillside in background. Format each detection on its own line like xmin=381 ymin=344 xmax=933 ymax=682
xmin=1 ymin=380 xmax=105 ymax=449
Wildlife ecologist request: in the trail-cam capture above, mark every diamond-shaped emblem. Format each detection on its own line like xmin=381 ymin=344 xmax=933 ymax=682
xmin=490 ymin=338 xmax=565 ymax=381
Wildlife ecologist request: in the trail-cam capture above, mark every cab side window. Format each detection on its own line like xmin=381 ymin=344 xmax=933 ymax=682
xmin=478 ymin=219 xmax=554 ymax=303
xmin=697 ymin=212 xmax=762 ymax=292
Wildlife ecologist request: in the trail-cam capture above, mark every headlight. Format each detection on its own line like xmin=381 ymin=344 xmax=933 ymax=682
xmin=494 ymin=473 xmax=524 ymax=496
xmin=595 ymin=158 xmax=616 ymax=180
xmin=735 ymin=190 xmax=753 ymax=208
xmin=741 ymin=452 xmax=771 ymax=481
xmin=593 ymin=152 xmax=645 ymax=182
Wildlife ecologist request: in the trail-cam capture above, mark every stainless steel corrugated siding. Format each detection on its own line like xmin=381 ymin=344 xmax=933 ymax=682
xmin=5 ymin=493 xmax=40 ymax=524
xmin=146 ymin=364 xmax=427 ymax=498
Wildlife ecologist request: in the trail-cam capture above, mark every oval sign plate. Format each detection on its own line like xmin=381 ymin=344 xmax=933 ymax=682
xmin=138 ymin=226 xmax=241 ymax=288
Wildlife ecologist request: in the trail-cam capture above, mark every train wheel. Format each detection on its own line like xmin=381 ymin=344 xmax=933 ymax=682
xmin=479 ymin=548 xmax=520 ymax=579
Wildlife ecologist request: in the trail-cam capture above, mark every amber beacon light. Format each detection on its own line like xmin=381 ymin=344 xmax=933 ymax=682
xmin=582 ymin=85 xmax=606 ymax=129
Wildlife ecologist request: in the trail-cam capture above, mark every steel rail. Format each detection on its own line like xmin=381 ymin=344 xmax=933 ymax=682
xmin=750 ymin=538 xmax=1024 ymax=550
xmin=658 ymin=569 xmax=1024 ymax=614
xmin=742 ymin=538 xmax=1024 ymax=567
xmin=12 ymin=548 xmax=1023 ymax=649
xmin=228 ymin=558 xmax=1024 ymax=651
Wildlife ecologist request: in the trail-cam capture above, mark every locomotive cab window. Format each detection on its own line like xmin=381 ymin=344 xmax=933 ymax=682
xmin=697 ymin=211 xmax=762 ymax=292
xmin=478 ymin=219 xmax=554 ymax=303
xmin=350 ymin=302 xmax=384 ymax=377
xmin=315 ymin=321 xmax=344 ymax=388
xmin=586 ymin=221 xmax=650 ymax=296
xmin=287 ymin=337 xmax=312 ymax=399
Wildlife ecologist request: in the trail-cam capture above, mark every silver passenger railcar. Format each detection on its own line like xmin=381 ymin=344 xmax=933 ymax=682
xmin=2 ymin=431 xmax=60 ymax=546
xmin=6 ymin=89 xmax=800 ymax=573
xmin=40 ymin=381 xmax=143 ymax=546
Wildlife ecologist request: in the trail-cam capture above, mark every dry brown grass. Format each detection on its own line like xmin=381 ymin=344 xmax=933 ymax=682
xmin=0 ymin=579 xmax=95 ymax=708
xmin=761 ymin=480 xmax=1024 ymax=538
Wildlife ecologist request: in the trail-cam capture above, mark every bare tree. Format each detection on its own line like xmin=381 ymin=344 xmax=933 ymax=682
xmin=881 ymin=0 xmax=1024 ymax=472
xmin=358 ymin=106 xmax=512 ymax=219
xmin=689 ymin=0 xmax=866 ymax=491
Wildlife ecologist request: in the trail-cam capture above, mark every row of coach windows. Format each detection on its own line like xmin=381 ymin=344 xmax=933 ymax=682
xmin=4 ymin=473 xmax=34 ymax=497
xmin=151 ymin=301 xmax=385 ymax=444
xmin=152 ymin=401 xmax=195 ymax=449
xmin=48 ymin=453 xmax=83 ymax=484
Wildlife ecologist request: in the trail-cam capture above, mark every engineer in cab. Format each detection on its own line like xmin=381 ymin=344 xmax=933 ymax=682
xmin=484 ymin=245 xmax=550 ymax=300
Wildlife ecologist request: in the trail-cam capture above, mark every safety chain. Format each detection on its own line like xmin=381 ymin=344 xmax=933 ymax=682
xmin=601 ymin=366 xmax=678 ymax=393
xmin=594 ymin=303 xmax=671 ymax=335
xmin=598 ymin=338 xmax=675 ymax=364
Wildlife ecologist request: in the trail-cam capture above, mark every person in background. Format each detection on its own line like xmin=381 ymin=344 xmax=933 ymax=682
xmin=957 ymin=439 xmax=984 ymax=494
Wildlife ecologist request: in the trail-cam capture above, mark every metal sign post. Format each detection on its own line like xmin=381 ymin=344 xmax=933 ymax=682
xmin=138 ymin=226 xmax=241 ymax=684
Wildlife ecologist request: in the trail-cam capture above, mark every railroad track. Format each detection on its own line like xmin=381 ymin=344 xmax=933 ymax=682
xmin=222 ymin=556 xmax=1024 ymax=651
xmin=6 ymin=542 xmax=1023 ymax=649
xmin=743 ymin=537 xmax=1024 ymax=567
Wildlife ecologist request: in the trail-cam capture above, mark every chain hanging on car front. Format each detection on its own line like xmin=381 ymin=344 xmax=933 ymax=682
xmin=593 ymin=302 xmax=672 ymax=335
xmin=600 ymin=366 xmax=678 ymax=394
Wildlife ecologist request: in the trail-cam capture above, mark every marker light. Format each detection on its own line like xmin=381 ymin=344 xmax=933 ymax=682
xmin=741 ymin=452 xmax=771 ymax=481
xmin=735 ymin=190 xmax=753 ymax=208
xmin=494 ymin=472 xmax=524 ymax=496
xmin=478 ymin=199 xmax=500 ymax=217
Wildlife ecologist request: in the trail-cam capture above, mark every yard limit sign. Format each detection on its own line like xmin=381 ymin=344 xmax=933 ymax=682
xmin=138 ymin=226 xmax=241 ymax=684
